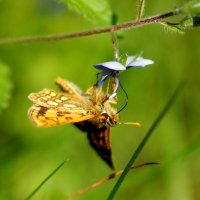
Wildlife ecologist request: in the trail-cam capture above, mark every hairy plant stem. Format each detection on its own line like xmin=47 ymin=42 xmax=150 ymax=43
xmin=136 ymin=0 xmax=145 ymax=21
xmin=0 ymin=10 xmax=181 ymax=45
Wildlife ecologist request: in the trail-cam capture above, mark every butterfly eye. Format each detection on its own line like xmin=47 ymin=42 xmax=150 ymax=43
xmin=99 ymin=112 xmax=116 ymax=127
xmin=99 ymin=112 xmax=109 ymax=121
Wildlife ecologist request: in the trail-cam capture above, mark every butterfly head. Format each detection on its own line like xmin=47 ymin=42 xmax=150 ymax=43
xmin=99 ymin=112 xmax=118 ymax=127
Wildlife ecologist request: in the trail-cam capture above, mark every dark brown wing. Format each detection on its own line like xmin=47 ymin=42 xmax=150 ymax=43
xmin=74 ymin=121 xmax=114 ymax=169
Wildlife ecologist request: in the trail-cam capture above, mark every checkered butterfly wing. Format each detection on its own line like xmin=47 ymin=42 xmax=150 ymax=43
xmin=28 ymin=88 xmax=95 ymax=127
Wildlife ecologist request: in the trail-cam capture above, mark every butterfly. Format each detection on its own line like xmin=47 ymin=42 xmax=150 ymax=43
xmin=28 ymin=77 xmax=120 ymax=169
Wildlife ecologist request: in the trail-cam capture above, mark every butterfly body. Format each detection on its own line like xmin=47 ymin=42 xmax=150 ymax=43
xmin=28 ymin=77 xmax=119 ymax=169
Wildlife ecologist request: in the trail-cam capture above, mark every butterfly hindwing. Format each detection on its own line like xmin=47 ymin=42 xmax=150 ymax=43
xmin=74 ymin=121 xmax=114 ymax=169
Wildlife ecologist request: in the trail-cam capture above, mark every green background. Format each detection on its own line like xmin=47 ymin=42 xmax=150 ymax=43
xmin=0 ymin=0 xmax=200 ymax=199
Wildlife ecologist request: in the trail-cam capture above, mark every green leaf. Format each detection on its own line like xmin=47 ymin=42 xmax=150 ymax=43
xmin=59 ymin=0 xmax=112 ymax=25
xmin=0 ymin=61 xmax=12 ymax=114
xmin=180 ymin=14 xmax=200 ymax=28
xmin=159 ymin=21 xmax=185 ymax=34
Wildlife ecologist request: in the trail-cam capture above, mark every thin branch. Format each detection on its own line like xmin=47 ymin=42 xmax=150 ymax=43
xmin=67 ymin=162 xmax=159 ymax=199
xmin=0 ymin=10 xmax=181 ymax=46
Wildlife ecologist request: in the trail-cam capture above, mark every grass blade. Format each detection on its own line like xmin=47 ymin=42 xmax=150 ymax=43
xmin=25 ymin=160 xmax=66 ymax=200
xmin=107 ymin=83 xmax=184 ymax=200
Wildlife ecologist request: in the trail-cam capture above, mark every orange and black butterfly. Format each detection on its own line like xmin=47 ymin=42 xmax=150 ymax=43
xmin=28 ymin=77 xmax=120 ymax=169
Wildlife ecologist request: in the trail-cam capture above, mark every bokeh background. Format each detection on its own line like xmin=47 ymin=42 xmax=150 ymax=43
xmin=0 ymin=0 xmax=200 ymax=199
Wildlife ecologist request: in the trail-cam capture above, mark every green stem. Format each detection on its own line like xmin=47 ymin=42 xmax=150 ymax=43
xmin=0 ymin=10 xmax=180 ymax=45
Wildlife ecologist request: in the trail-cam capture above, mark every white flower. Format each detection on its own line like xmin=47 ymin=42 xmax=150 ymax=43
xmin=94 ymin=55 xmax=154 ymax=99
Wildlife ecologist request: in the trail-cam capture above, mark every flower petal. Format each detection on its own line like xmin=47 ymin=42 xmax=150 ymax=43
xmin=109 ymin=92 xmax=117 ymax=99
xmin=126 ymin=56 xmax=154 ymax=69
xmin=94 ymin=61 xmax=126 ymax=71
xmin=125 ymin=56 xmax=136 ymax=66
xmin=98 ymin=72 xmax=111 ymax=87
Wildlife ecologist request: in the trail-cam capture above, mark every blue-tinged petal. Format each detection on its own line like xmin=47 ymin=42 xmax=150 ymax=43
xmin=93 ymin=64 xmax=113 ymax=71
xmin=109 ymin=92 xmax=117 ymax=99
xmin=94 ymin=61 xmax=126 ymax=71
xmin=126 ymin=56 xmax=154 ymax=69
xmin=98 ymin=72 xmax=111 ymax=87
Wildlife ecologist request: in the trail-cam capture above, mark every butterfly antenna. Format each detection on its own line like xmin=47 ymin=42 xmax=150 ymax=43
xmin=94 ymin=72 xmax=103 ymax=87
xmin=117 ymin=80 xmax=128 ymax=114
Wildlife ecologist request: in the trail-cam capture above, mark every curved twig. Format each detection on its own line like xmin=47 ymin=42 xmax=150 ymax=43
xmin=68 ymin=162 xmax=159 ymax=199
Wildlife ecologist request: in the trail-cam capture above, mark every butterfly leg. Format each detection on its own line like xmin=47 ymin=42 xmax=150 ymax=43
xmin=106 ymin=77 xmax=111 ymax=95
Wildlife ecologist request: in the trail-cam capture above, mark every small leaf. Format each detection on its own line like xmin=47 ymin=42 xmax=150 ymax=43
xmin=159 ymin=21 xmax=185 ymax=34
xmin=0 ymin=61 xmax=12 ymax=114
xmin=180 ymin=14 xmax=200 ymax=28
xmin=111 ymin=12 xmax=118 ymax=26
xmin=59 ymin=0 xmax=112 ymax=25
xmin=119 ymin=53 xmax=128 ymax=66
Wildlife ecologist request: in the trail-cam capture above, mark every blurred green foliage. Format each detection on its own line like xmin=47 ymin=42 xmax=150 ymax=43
xmin=0 ymin=62 xmax=12 ymax=114
xmin=60 ymin=0 xmax=112 ymax=25
xmin=0 ymin=0 xmax=200 ymax=200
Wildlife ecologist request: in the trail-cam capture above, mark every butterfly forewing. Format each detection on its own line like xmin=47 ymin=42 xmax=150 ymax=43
xmin=28 ymin=88 xmax=96 ymax=127
xmin=28 ymin=88 xmax=85 ymax=108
